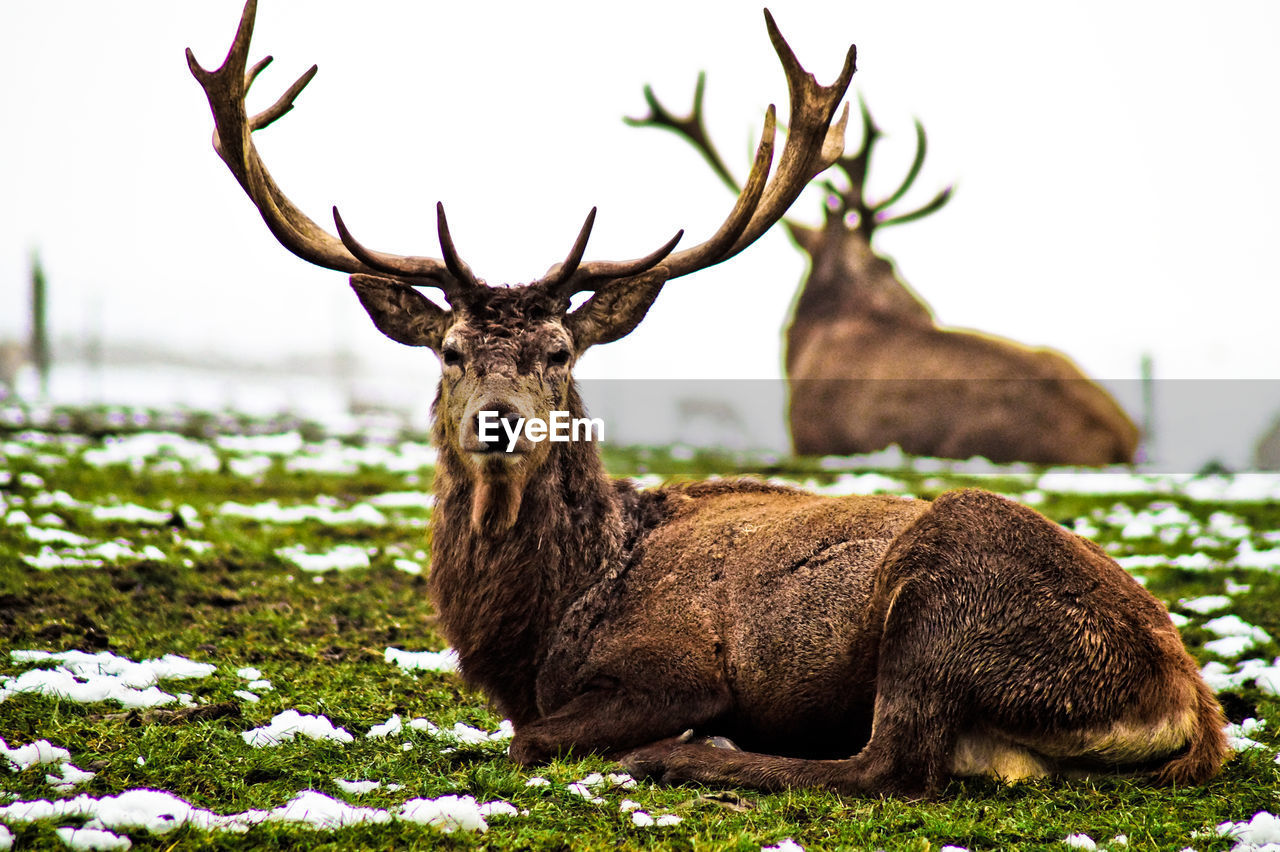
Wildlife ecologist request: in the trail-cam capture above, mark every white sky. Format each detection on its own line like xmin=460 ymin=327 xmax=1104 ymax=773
xmin=2 ymin=1 xmax=1278 ymax=391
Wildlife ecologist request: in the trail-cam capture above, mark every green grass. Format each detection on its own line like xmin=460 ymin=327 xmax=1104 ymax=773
xmin=2 ymin=405 xmax=1279 ymax=850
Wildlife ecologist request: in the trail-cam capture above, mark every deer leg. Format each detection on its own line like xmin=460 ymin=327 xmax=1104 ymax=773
xmin=623 ymin=578 xmax=966 ymax=798
xmin=509 ymin=685 xmax=731 ymax=766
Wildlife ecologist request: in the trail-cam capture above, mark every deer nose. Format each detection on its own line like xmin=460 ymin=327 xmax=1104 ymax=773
xmin=474 ymin=405 xmax=524 ymax=452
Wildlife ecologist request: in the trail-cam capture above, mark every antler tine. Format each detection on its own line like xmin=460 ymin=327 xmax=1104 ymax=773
xmin=625 ymin=73 xmax=742 ymax=196
xmin=656 ymin=10 xmax=856 ymax=281
xmin=188 ymin=0 xmax=464 ymax=291
xmin=540 ymin=208 xmax=599 ymax=294
xmin=870 ymin=118 xmax=926 ymax=213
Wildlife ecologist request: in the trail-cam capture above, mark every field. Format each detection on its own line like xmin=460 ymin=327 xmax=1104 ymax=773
xmin=2 ymin=404 xmax=1279 ymax=851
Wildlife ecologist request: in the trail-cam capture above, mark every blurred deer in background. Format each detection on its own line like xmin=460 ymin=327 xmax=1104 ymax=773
xmin=629 ymin=85 xmax=1140 ymax=465
xmin=189 ymin=0 xmax=1223 ymax=798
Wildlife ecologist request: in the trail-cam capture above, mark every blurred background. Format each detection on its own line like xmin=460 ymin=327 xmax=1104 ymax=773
xmin=2 ymin=1 xmax=1278 ymax=469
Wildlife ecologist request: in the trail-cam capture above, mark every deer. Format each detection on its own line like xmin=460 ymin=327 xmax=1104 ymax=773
xmin=628 ymin=85 xmax=1141 ymax=466
xmin=188 ymin=0 xmax=1226 ymax=798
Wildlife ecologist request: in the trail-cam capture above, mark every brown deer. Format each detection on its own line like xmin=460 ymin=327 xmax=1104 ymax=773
xmin=189 ymin=1 xmax=1225 ymax=798
xmin=629 ymin=87 xmax=1141 ymax=466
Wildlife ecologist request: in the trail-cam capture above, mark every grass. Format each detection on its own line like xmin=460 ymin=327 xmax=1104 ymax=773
xmin=2 ymin=404 xmax=1279 ymax=850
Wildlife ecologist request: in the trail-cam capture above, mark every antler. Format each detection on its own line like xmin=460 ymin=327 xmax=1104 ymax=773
xmin=822 ymin=99 xmax=953 ymax=239
xmin=186 ymin=0 xmax=479 ymax=299
xmin=548 ymin=10 xmax=855 ymax=297
xmin=634 ymin=75 xmax=950 ymax=244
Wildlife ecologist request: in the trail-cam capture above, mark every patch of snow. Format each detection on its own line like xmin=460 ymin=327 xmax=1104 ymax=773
xmin=333 ymin=778 xmax=382 ymax=795
xmin=54 ymin=827 xmax=132 ymax=850
xmin=236 ymin=667 xmax=261 ymax=680
xmin=1063 ymin=833 xmax=1097 ymax=850
xmin=1217 ymin=811 xmax=1280 ymax=851
xmin=0 ymin=824 xmax=11 ymax=850
xmin=1205 ymin=636 xmax=1259 ymax=658
xmin=630 ymin=810 xmax=655 ymax=826
xmin=25 ymin=525 xmax=91 ymax=546
xmin=367 ymin=715 xmax=403 ymax=739
xmin=91 ymin=504 xmax=171 ymax=525
xmin=1203 ymin=615 xmax=1273 ymax=644
xmin=1234 ymin=540 xmax=1280 ymax=570
xmin=216 ymin=432 xmax=304 ymax=455
xmin=1201 ymin=658 xmax=1280 ymax=695
xmin=1114 ymin=552 xmax=1217 ymax=571
xmin=82 ymin=433 xmax=219 ymax=473
xmin=233 ymin=690 xmax=260 ymax=703
xmin=224 ymin=500 xmax=387 ymax=527
xmin=1224 ymin=718 xmax=1268 ymax=752
xmin=241 ymin=710 xmax=354 ymax=747
xmin=393 ymin=559 xmax=423 ymax=575
xmin=801 ymin=473 xmax=907 ymax=497
xmin=2 ymin=651 xmax=213 ymax=708
xmin=368 ymin=491 xmax=436 ymax=509
xmin=524 ymin=777 xmax=550 ymax=787
xmin=1180 ymin=595 xmax=1233 ymax=615
xmin=2 ymin=737 xmax=72 ymax=771
xmin=1169 ymin=613 xmax=1191 ymax=628
xmin=46 ymin=762 xmax=97 ymax=792
xmin=477 ymin=801 xmax=519 ymax=819
xmin=399 ymin=794 xmax=488 ymax=833
xmin=384 ymin=647 xmax=458 ymax=674
xmin=275 ymin=545 xmax=371 ymax=573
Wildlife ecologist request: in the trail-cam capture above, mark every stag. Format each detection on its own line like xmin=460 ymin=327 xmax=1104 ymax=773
xmin=629 ymin=87 xmax=1140 ymax=465
xmin=189 ymin=1 xmax=1225 ymax=797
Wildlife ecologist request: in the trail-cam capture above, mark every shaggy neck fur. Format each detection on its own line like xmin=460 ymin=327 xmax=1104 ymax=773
xmin=427 ymin=383 xmax=628 ymax=725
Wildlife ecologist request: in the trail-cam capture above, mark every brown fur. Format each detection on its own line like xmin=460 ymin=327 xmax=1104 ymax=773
xmin=785 ymin=219 xmax=1141 ymax=465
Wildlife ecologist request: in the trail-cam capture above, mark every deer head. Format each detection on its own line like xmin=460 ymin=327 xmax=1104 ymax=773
xmin=188 ymin=0 xmax=855 ymax=533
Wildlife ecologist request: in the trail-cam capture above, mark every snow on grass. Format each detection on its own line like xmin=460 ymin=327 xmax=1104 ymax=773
xmin=81 ymin=433 xmax=219 ymax=472
xmin=1180 ymin=595 xmax=1234 ymax=614
xmin=241 ymin=710 xmax=354 ymax=747
xmin=2 ymin=650 xmax=211 ymax=708
xmin=332 ymin=778 xmax=403 ymax=795
xmin=366 ymin=715 xmax=403 ymax=739
xmin=1217 ymin=811 xmax=1280 ymax=851
xmin=54 ymin=827 xmax=132 ymax=850
xmin=222 ymin=500 xmax=388 ymax=526
xmin=1201 ymin=658 xmax=1280 ymax=695
xmin=1202 ymin=614 xmax=1273 ymax=657
xmin=0 ymin=824 xmax=11 ymax=850
xmin=90 ymin=504 xmax=173 ymax=525
xmin=367 ymin=491 xmax=435 ymax=509
xmin=0 ymin=788 xmax=517 ymax=839
xmin=215 ymin=432 xmax=305 ymax=455
xmin=384 ymin=646 xmax=459 ymax=674
xmin=1 ymin=736 xmax=96 ymax=794
xmin=275 ymin=544 xmax=371 ymax=573
xmin=1062 ymin=833 xmax=1096 ymax=850
xmin=1224 ymin=718 xmax=1268 ymax=752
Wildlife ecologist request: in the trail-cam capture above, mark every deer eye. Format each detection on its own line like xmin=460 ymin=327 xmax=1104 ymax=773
xmin=442 ymin=346 xmax=464 ymax=368
xmin=547 ymin=348 xmax=571 ymax=368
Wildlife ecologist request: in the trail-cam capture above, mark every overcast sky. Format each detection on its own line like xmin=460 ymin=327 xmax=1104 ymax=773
xmin=2 ymin=1 xmax=1278 ymax=395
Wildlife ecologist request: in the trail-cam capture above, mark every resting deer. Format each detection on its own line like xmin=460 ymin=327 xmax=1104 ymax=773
xmin=629 ymin=87 xmax=1140 ymax=466
xmin=189 ymin=1 xmax=1225 ymax=797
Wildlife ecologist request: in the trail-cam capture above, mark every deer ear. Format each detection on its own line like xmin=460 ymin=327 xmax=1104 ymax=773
xmin=563 ymin=268 xmax=670 ymax=352
xmin=349 ymin=274 xmax=451 ymax=350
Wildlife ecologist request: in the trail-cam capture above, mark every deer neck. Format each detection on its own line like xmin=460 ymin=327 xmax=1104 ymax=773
xmin=426 ymin=383 xmax=626 ymax=724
